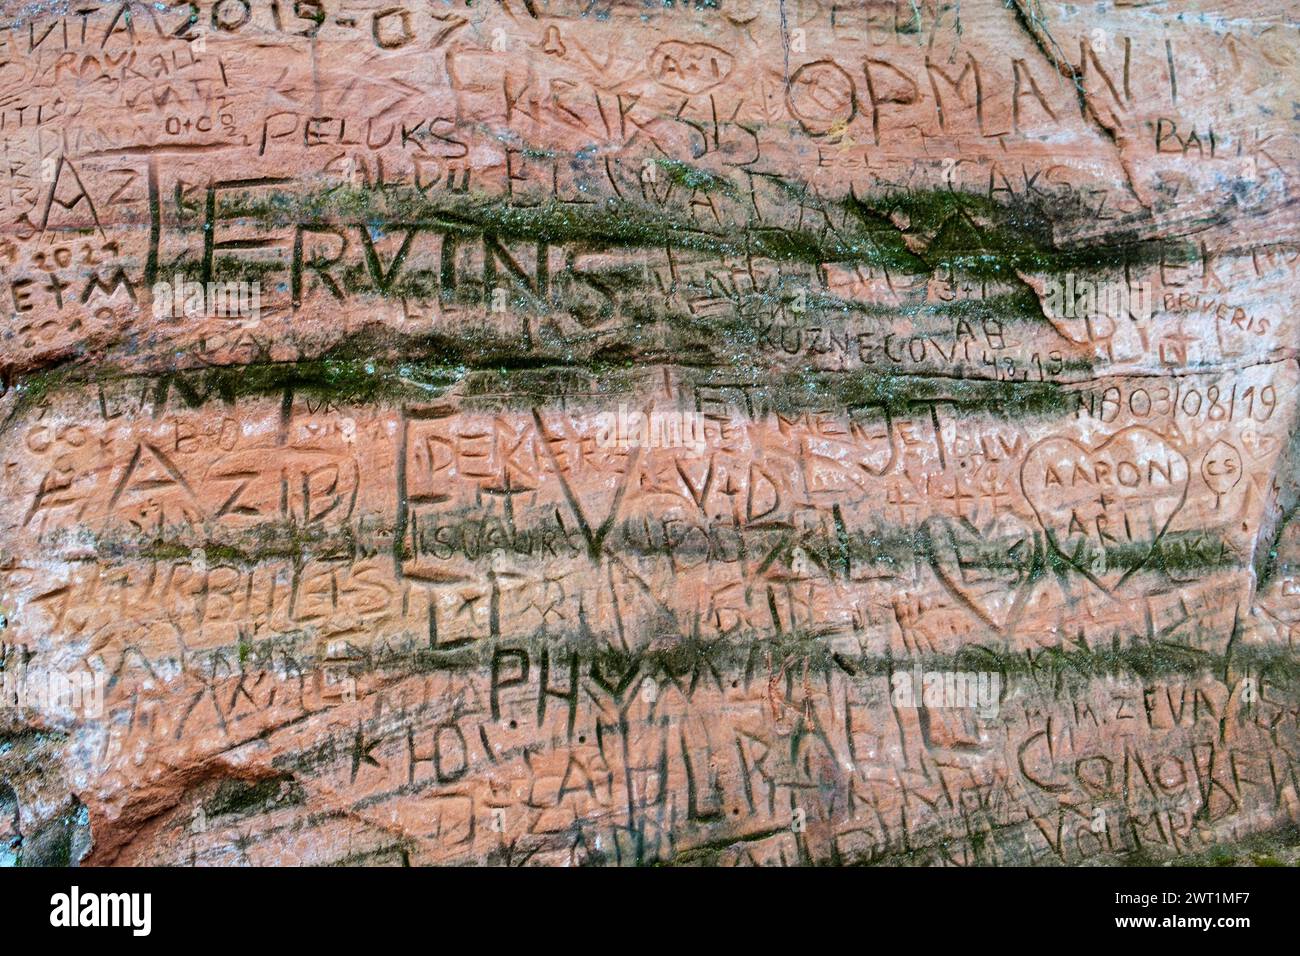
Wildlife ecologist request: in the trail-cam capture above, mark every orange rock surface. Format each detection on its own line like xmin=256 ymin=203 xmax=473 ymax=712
xmin=0 ymin=0 xmax=1298 ymax=866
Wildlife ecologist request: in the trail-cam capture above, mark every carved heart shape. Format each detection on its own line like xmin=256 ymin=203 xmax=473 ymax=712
xmin=1017 ymin=271 xmax=1118 ymax=345
xmin=921 ymin=513 xmax=1039 ymax=634
xmin=1020 ymin=426 xmax=1189 ymax=592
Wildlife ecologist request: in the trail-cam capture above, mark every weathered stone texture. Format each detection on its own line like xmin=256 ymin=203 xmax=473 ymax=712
xmin=0 ymin=0 xmax=1298 ymax=866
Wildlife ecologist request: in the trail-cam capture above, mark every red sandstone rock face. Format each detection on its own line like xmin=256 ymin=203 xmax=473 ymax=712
xmin=0 ymin=0 xmax=1298 ymax=866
